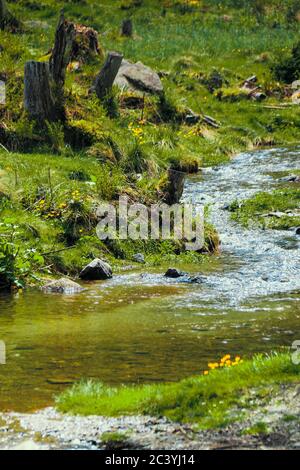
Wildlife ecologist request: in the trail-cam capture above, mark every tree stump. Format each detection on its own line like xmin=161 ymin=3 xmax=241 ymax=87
xmin=49 ymin=12 xmax=75 ymax=88
xmin=121 ymin=19 xmax=133 ymax=37
xmin=70 ymin=24 xmax=102 ymax=63
xmin=94 ymin=52 xmax=123 ymax=100
xmin=0 ymin=0 xmax=21 ymax=31
xmin=24 ymin=61 xmax=57 ymax=122
xmin=163 ymin=166 xmax=186 ymax=205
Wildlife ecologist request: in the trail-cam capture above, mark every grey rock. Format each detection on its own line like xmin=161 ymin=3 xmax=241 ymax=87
xmin=165 ymin=268 xmax=185 ymax=278
xmin=292 ymin=79 xmax=300 ymax=90
xmin=114 ymin=59 xmax=163 ymax=94
xmin=79 ymin=258 xmax=112 ymax=280
xmin=133 ymin=253 xmax=145 ymax=264
xmin=296 ymin=227 xmax=300 ymax=235
xmin=41 ymin=278 xmax=84 ymax=294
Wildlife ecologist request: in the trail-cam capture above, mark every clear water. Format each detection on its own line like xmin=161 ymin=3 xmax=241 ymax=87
xmin=0 ymin=147 xmax=299 ymax=411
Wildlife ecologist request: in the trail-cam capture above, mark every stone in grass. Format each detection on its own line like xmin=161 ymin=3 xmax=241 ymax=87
xmin=133 ymin=253 xmax=145 ymax=264
xmin=41 ymin=278 xmax=84 ymax=294
xmin=80 ymin=258 xmax=112 ymax=281
xmin=165 ymin=268 xmax=185 ymax=278
xmin=114 ymin=59 xmax=163 ymax=95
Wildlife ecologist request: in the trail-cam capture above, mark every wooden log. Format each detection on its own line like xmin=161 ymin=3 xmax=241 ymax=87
xmin=24 ymin=61 xmax=57 ymax=121
xmin=121 ymin=19 xmax=133 ymax=37
xmin=94 ymin=52 xmax=123 ymax=100
xmin=49 ymin=11 xmax=75 ymax=87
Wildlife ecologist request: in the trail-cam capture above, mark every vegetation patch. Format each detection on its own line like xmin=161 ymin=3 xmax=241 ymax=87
xmin=230 ymin=186 xmax=300 ymax=229
xmin=56 ymin=352 xmax=299 ymax=430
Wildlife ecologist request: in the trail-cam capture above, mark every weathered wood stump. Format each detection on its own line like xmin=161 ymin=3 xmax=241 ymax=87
xmin=163 ymin=166 xmax=186 ymax=205
xmin=0 ymin=0 xmax=21 ymax=31
xmin=70 ymin=24 xmax=102 ymax=62
xmin=121 ymin=19 xmax=133 ymax=37
xmin=94 ymin=52 xmax=123 ymax=100
xmin=24 ymin=61 xmax=57 ymax=121
xmin=49 ymin=12 xmax=75 ymax=88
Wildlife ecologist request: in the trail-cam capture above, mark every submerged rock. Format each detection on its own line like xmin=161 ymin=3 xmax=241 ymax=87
xmin=41 ymin=278 xmax=84 ymax=294
xmin=296 ymin=227 xmax=300 ymax=235
xmin=79 ymin=258 xmax=112 ymax=280
xmin=186 ymin=275 xmax=205 ymax=284
xmin=282 ymin=175 xmax=300 ymax=183
xmin=114 ymin=59 xmax=163 ymax=94
xmin=165 ymin=268 xmax=185 ymax=278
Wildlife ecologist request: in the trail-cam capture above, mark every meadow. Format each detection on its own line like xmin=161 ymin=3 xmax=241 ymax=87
xmin=1 ymin=0 xmax=300 ymax=287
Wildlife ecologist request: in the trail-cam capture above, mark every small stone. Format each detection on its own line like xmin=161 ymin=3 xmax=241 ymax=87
xmin=41 ymin=278 xmax=84 ymax=294
xmin=187 ymin=275 xmax=204 ymax=284
xmin=79 ymin=258 xmax=112 ymax=281
xmin=165 ymin=268 xmax=185 ymax=278
xmin=133 ymin=253 xmax=145 ymax=264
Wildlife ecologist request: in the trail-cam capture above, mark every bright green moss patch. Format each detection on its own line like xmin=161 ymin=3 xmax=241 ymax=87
xmin=56 ymin=352 xmax=299 ymax=430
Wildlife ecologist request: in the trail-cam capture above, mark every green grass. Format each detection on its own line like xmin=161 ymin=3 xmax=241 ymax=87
xmin=241 ymin=421 xmax=269 ymax=436
xmin=56 ymin=352 xmax=300 ymax=429
xmin=230 ymin=186 xmax=300 ymax=229
xmin=1 ymin=0 xmax=300 ymax=284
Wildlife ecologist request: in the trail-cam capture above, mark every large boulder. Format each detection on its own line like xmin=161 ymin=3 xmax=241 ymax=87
xmin=41 ymin=278 xmax=84 ymax=294
xmin=114 ymin=59 xmax=163 ymax=95
xmin=79 ymin=258 xmax=112 ymax=280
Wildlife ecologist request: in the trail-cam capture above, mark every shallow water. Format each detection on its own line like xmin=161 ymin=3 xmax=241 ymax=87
xmin=0 ymin=147 xmax=299 ymax=411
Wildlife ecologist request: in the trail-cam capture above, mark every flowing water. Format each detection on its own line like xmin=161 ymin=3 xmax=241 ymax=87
xmin=0 ymin=147 xmax=299 ymax=411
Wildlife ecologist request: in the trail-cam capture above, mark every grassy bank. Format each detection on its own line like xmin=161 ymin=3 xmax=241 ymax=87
xmin=230 ymin=184 xmax=300 ymax=229
xmin=56 ymin=352 xmax=299 ymax=429
xmin=1 ymin=0 xmax=300 ymax=287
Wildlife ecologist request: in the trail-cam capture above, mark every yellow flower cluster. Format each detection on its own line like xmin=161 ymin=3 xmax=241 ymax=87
xmin=186 ymin=126 xmax=202 ymax=137
xmin=178 ymin=0 xmax=201 ymax=5
xmin=71 ymin=190 xmax=81 ymax=201
xmin=35 ymin=198 xmax=69 ymax=220
xmin=128 ymin=122 xmax=145 ymax=144
xmin=203 ymin=354 xmax=243 ymax=376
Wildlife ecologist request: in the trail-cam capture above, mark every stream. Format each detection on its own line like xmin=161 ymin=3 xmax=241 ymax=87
xmin=0 ymin=147 xmax=299 ymax=412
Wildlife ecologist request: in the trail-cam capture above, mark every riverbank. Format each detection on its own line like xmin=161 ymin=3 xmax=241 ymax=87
xmin=0 ymin=368 xmax=299 ymax=450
